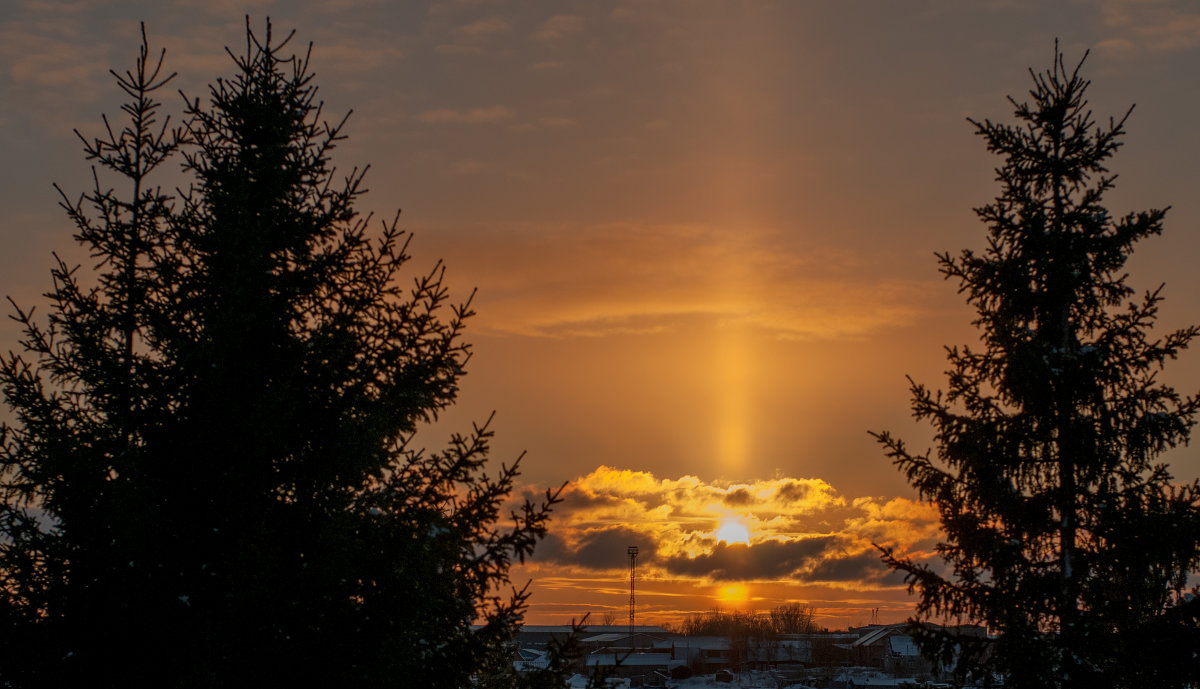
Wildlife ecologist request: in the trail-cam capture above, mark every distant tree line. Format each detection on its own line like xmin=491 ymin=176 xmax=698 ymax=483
xmin=674 ymin=604 xmax=818 ymax=672
xmin=678 ymin=603 xmax=819 ymax=636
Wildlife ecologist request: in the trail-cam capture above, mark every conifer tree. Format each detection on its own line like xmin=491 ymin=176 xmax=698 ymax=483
xmin=0 ymin=21 xmax=562 ymax=688
xmin=873 ymin=47 xmax=1200 ymax=688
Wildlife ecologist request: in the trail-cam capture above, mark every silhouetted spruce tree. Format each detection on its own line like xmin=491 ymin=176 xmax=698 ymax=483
xmin=0 ymin=22 xmax=564 ymax=688
xmin=873 ymin=47 xmax=1200 ymax=688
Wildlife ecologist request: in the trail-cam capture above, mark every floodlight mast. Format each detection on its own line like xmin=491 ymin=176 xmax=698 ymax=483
xmin=627 ymin=545 xmax=638 ymax=649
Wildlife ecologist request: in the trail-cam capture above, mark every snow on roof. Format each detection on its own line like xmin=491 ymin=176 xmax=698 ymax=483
xmin=581 ymin=632 xmax=667 ymax=644
xmin=851 ymin=624 xmax=908 ymax=648
xmin=586 ymin=652 xmax=672 ymax=667
xmin=581 ymin=633 xmax=629 ymax=643
xmin=887 ymin=635 xmax=919 ymax=657
xmin=513 ymin=659 xmax=550 ymax=672
xmin=666 ymin=635 xmax=730 ymax=650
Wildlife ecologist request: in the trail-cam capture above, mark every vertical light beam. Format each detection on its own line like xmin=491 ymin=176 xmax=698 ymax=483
xmin=716 ymin=326 xmax=751 ymax=470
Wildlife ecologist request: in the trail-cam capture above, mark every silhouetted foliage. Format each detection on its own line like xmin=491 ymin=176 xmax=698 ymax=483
xmin=0 ymin=21 xmax=563 ymax=688
xmin=680 ymin=604 xmax=817 ymax=637
xmin=768 ymin=602 xmax=819 ymax=634
xmin=679 ymin=604 xmax=818 ymax=670
xmin=873 ymin=46 xmax=1200 ymax=688
xmin=681 ymin=608 xmax=775 ymax=638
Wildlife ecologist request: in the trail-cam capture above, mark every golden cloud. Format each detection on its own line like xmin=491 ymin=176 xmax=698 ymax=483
xmin=528 ymin=466 xmax=939 ymax=590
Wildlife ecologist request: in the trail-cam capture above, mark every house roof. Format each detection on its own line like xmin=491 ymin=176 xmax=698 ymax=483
xmin=518 ymin=624 xmax=670 ymax=635
xmin=581 ymin=632 xmax=666 ymax=644
xmin=665 ymin=635 xmax=730 ymax=650
xmin=586 ymin=652 xmax=672 ymax=667
xmin=851 ymin=624 xmax=908 ymax=648
xmin=887 ymin=635 xmax=919 ymax=657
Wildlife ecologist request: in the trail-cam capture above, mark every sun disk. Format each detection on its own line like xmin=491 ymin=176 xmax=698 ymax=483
xmin=715 ymin=519 xmax=750 ymax=545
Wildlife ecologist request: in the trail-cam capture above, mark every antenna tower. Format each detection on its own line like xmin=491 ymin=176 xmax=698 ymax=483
xmin=627 ymin=545 xmax=638 ymax=648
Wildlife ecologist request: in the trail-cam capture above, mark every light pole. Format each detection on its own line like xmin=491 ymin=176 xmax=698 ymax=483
xmin=627 ymin=545 xmax=638 ymax=650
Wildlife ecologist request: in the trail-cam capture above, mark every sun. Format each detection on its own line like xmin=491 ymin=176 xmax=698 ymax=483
xmin=716 ymin=583 xmax=749 ymax=605
xmin=715 ymin=519 xmax=751 ymax=545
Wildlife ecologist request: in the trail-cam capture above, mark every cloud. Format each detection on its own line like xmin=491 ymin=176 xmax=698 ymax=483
xmin=17 ymin=0 xmax=101 ymax=13
xmin=415 ymin=105 xmax=516 ymax=123
xmin=0 ymin=18 xmax=111 ymax=129
xmin=572 ymin=527 xmax=660 ymax=570
xmin=508 ymin=116 xmax=576 ymax=133
xmin=803 ymin=550 xmax=893 ymax=584
xmin=433 ymin=16 xmax=513 ymax=55
xmin=533 ymin=14 xmax=583 ymax=41
xmin=306 ymin=41 xmax=405 ymax=74
xmin=663 ymin=537 xmax=845 ymax=581
xmin=1 ymin=20 xmax=106 ymax=90
xmin=457 ymin=17 xmax=511 ymax=37
xmin=722 ymin=488 xmax=757 ymax=507
xmin=311 ymin=0 xmax=386 ymax=9
xmin=526 ymin=466 xmax=939 ymax=590
xmin=440 ymin=222 xmax=935 ymax=341
xmin=844 ymin=496 xmax=941 ymax=548
xmin=172 ymin=0 xmax=274 ymax=17
xmin=1100 ymin=0 xmax=1200 ymax=52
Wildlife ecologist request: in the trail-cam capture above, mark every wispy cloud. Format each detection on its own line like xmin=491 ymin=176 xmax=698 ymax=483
xmin=458 ymin=17 xmax=511 ymax=37
xmin=435 ymin=15 xmax=512 ymax=55
xmin=0 ymin=17 xmax=110 ymax=129
xmin=1100 ymin=0 xmax=1200 ymax=52
xmin=533 ymin=14 xmax=583 ymax=41
xmin=310 ymin=0 xmax=386 ymax=10
xmin=17 ymin=0 xmax=102 ymax=13
xmin=444 ymin=223 xmax=935 ymax=341
xmin=306 ymin=41 xmax=405 ymax=74
xmin=1 ymin=15 xmax=102 ymax=87
xmin=415 ymin=105 xmax=516 ymax=123
xmin=509 ymin=115 xmax=576 ymax=132
xmin=172 ymin=0 xmax=274 ymax=17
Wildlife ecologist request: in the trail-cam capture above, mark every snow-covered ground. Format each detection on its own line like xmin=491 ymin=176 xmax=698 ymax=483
xmin=667 ymin=671 xmax=783 ymax=688
xmin=565 ymin=670 xmax=789 ymax=688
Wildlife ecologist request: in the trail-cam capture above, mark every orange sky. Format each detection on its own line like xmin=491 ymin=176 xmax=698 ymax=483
xmin=506 ymin=466 xmax=943 ymax=629
xmin=4 ymin=1 xmax=1200 ymax=629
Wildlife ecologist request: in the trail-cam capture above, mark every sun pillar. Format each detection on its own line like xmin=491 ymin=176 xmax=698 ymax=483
xmin=716 ymin=327 xmax=751 ymax=470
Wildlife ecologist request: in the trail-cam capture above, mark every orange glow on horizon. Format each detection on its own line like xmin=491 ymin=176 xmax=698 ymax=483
xmin=716 ymin=583 xmax=750 ymax=606
xmin=514 ymin=466 xmax=941 ymax=629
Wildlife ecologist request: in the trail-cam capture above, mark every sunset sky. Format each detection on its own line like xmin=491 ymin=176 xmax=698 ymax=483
xmin=4 ymin=0 xmax=1200 ymax=629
